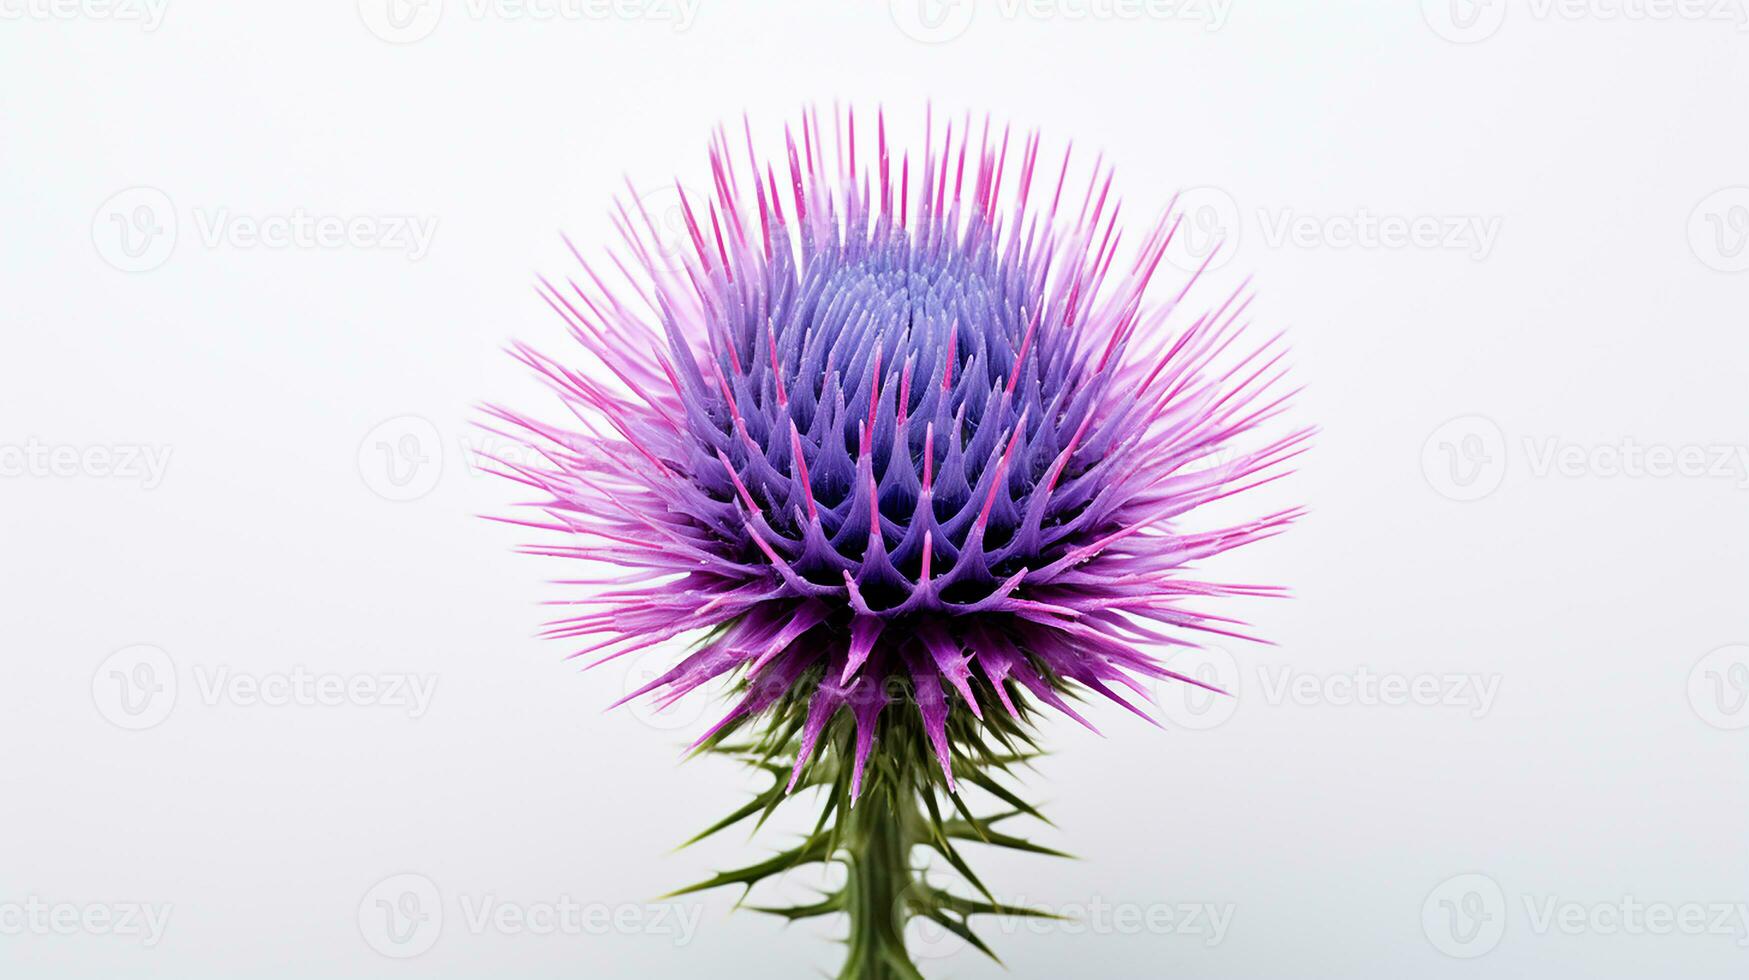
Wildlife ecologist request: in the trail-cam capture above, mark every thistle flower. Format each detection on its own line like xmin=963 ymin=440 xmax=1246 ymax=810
xmin=485 ymin=106 xmax=1307 ymax=978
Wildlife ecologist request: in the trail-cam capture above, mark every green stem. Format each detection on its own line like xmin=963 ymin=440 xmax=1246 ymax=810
xmin=838 ymin=768 xmax=925 ymax=980
xmin=682 ymin=671 xmax=1059 ymax=976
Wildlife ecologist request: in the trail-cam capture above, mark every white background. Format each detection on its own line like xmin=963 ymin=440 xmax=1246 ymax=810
xmin=4 ymin=1 xmax=1747 ymax=977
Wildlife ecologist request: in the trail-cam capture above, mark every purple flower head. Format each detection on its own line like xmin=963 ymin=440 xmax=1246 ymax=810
xmin=486 ymin=107 xmax=1307 ymax=799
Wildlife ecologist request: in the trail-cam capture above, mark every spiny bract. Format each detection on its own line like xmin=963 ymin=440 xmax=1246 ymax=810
xmin=486 ymin=107 xmax=1307 ymax=798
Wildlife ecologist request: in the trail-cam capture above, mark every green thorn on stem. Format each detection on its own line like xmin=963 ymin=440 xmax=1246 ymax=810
xmin=674 ymin=666 xmax=1069 ymax=977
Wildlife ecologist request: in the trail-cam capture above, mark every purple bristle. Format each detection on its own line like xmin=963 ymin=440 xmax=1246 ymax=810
xmin=484 ymin=107 xmax=1309 ymax=796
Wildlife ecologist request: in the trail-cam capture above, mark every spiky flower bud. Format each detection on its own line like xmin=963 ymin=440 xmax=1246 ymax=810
xmin=486 ymin=107 xmax=1306 ymax=977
